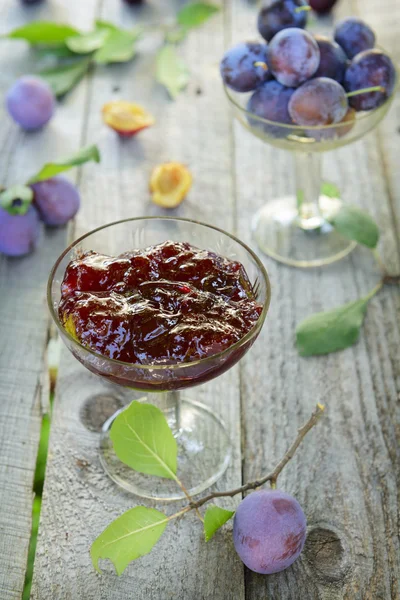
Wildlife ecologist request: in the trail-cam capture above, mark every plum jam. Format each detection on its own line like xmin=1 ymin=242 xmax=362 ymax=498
xmin=59 ymin=241 xmax=262 ymax=365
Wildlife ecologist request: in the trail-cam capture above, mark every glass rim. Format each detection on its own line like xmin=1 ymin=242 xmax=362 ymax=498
xmin=224 ymin=52 xmax=399 ymax=131
xmin=47 ymin=216 xmax=271 ymax=372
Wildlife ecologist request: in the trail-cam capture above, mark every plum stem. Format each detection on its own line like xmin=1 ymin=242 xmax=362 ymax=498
xmin=253 ymin=61 xmax=268 ymax=71
xmin=189 ymin=404 xmax=324 ymax=510
xmin=346 ymin=85 xmax=385 ymax=97
xmin=294 ymin=5 xmax=312 ymax=12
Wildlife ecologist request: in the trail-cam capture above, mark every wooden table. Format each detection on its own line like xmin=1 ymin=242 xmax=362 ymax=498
xmin=0 ymin=0 xmax=399 ymax=598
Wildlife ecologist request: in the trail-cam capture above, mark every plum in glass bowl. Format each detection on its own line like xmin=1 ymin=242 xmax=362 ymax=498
xmin=48 ymin=217 xmax=271 ymax=500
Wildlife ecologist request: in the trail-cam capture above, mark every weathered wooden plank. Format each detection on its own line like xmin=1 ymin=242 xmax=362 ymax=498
xmin=0 ymin=2 xmax=99 ymax=598
xmin=229 ymin=1 xmax=400 ymax=599
xmin=32 ymin=2 xmax=246 ymax=599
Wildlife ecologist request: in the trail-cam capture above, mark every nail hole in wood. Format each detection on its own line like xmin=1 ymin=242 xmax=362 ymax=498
xmin=80 ymin=394 xmax=124 ymax=432
xmin=304 ymin=526 xmax=351 ymax=584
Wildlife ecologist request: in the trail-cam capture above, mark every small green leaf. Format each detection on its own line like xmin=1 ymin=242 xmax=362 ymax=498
xmin=6 ymin=22 xmax=79 ymax=45
xmin=28 ymin=144 xmax=100 ymax=184
xmin=177 ymin=2 xmax=220 ymax=29
xmin=0 ymin=185 xmax=33 ymax=215
xmin=156 ymin=45 xmax=189 ymax=99
xmin=94 ymin=28 xmax=140 ymax=64
xmin=94 ymin=20 xmax=119 ymax=32
xmin=328 ymin=204 xmax=380 ymax=249
xmin=296 ymin=189 xmax=304 ymax=210
xmin=91 ymin=506 xmax=168 ymax=575
xmin=204 ymin=505 xmax=235 ymax=541
xmin=34 ymin=45 xmax=77 ymax=59
xmin=38 ymin=58 xmax=90 ymax=97
xmin=110 ymin=401 xmax=178 ymax=479
xmin=321 ymin=182 xmax=341 ymax=198
xmin=296 ymin=295 xmax=375 ymax=356
xmin=66 ymin=28 xmax=110 ymax=54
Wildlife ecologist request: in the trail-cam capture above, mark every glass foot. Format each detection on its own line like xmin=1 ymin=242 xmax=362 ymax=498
xmin=99 ymin=397 xmax=231 ymax=501
xmin=252 ymin=195 xmax=357 ymax=268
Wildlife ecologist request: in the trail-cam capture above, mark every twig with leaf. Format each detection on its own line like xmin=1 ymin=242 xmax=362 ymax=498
xmin=296 ymin=182 xmax=400 ymax=356
xmin=2 ymin=2 xmax=220 ymax=99
xmin=91 ymin=401 xmax=324 ymax=575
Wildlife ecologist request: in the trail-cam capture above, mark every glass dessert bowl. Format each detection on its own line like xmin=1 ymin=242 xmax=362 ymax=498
xmin=224 ymin=61 xmax=398 ymax=268
xmin=48 ymin=217 xmax=271 ymax=500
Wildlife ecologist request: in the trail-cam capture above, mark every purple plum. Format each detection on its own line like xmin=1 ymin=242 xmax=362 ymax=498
xmin=334 ymin=17 xmax=375 ymax=59
xmin=289 ymin=77 xmax=348 ymax=126
xmin=344 ymin=49 xmax=397 ymax=111
xmin=31 ymin=176 xmax=81 ymax=226
xmin=220 ymin=42 xmax=270 ymax=92
xmin=6 ymin=76 xmax=55 ymax=131
xmin=257 ymin=0 xmax=309 ymax=43
xmin=266 ymin=28 xmax=320 ymax=87
xmin=247 ymin=80 xmax=295 ymax=138
xmin=314 ymin=35 xmax=348 ymax=83
xmin=0 ymin=205 xmax=41 ymax=257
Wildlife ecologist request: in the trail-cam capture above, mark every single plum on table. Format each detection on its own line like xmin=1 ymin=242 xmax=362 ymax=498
xmin=309 ymin=0 xmax=338 ymax=13
xmin=0 ymin=205 xmax=41 ymax=257
xmin=313 ymin=35 xmax=348 ymax=83
xmin=233 ymin=489 xmax=307 ymax=574
xmin=220 ymin=42 xmax=270 ymax=92
xmin=257 ymin=0 xmax=309 ymax=43
xmin=247 ymin=80 xmax=295 ymax=138
xmin=344 ymin=49 xmax=396 ymax=111
xmin=6 ymin=76 xmax=55 ymax=131
xmin=334 ymin=17 xmax=375 ymax=59
xmin=31 ymin=176 xmax=81 ymax=226
xmin=266 ymin=28 xmax=320 ymax=87
xmin=289 ymin=77 xmax=348 ymax=126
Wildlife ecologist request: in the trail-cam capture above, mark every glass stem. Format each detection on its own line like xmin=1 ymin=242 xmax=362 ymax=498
xmin=156 ymin=390 xmax=181 ymax=433
xmin=294 ymin=152 xmax=325 ymax=230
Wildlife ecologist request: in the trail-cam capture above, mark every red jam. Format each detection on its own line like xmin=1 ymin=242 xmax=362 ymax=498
xmin=59 ymin=241 xmax=262 ymax=365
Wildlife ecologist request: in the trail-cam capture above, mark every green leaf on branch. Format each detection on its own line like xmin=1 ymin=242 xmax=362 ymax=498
xmin=296 ymin=289 xmax=381 ymax=356
xmin=91 ymin=506 xmax=168 ymax=575
xmin=156 ymin=45 xmax=189 ymax=99
xmin=66 ymin=28 xmax=110 ymax=54
xmin=204 ymin=505 xmax=235 ymax=541
xmin=328 ymin=204 xmax=380 ymax=249
xmin=38 ymin=58 xmax=91 ymax=97
xmin=28 ymin=144 xmax=100 ymax=184
xmin=94 ymin=28 xmax=141 ymax=64
xmin=321 ymin=181 xmax=340 ymax=198
xmin=110 ymin=401 xmax=178 ymax=479
xmin=0 ymin=185 xmax=33 ymax=215
xmin=177 ymin=2 xmax=220 ymax=29
xmin=5 ymin=22 xmax=79 ymax=45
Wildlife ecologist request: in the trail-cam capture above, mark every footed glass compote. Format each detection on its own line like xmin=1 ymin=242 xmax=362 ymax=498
xmin=48 ymin=217 xmax=270 ymax=500
xmin=225 ymin=64 xmax=397 ymax=268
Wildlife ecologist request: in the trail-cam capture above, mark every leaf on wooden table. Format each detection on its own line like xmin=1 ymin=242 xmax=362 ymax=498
xmin=204 ymin=505 xmax=235 ymax=541
xmin=94 ymin=28 xmax=141 ymax=64
xmin=328 ymin=204 xmax=380 ymax=249
xmin=177 ymin=2 xmax=220 ymax=29
xmin=296 ymin=296 xmax=374 ymax=356
xmin=156 ymin=45 xmax=189 ymax=99
xmin=91 ymin=506 xmax=168 ymax=575
xmin=110 ymin=401 xmax=178 ymax=479
xmin=5 ymin=22 xmax=79 ymax=45
xmin=66 ymin=28 xmax=110 ymax=54
xmin=38 ymin=58 xmax=91 ymax=97
xmin=321 ymin=181 xmax=341 ymax=198
xmin=28 ymin=144 xmax=100 ymax=184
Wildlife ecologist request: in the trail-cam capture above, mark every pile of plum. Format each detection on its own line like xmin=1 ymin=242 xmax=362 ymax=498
xmin=220 ymin=0 xmax=396 ymax=139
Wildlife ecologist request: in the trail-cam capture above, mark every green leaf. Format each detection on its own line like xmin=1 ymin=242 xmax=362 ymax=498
xmin=94 ymin=28 xmax=140 ymax=64
xmin=177 ymin=2 xmax=220 ymax=29
xmin=91 ymin=506 xmax=168 ymax=575
xmin=34 ymin=45 xmax=77 ymax=59
xmin=0 ymin=185 xmax=33 ymax=215
xmin=296 ymin=189 xmax=304 ymax=210
xmin=66 ymin=28 xmax=110 ymax=54
xmin=204 ymin=505 xmax=235 ymax=541
xmin=321 ymin=181 xmax=341 ymax=198
xmin=95 ymin=20 xmax=119 ymax=32
xmin=6 ymin=22 xmax=79 ymax=45
xmin=38 ymin=58 xmax=90 ymax=97
xmin=28 ymin=144 xmax=100 ymax=184
xmin=110 ymin=401 xmax=178 ymax=479
xmin=165 ymin=27 xmax=188 ymax=44
xmin=156 ymin=45 xmax=189 ymax=99
xmin=296 ymin=295 xmax=375 ymax=356
xmin=328 ymin=204 xmax=380 ymax=249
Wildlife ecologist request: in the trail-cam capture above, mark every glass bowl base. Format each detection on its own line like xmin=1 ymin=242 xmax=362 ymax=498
xmin=99 ymin=397 xmax=232 ymax=501
xmin=252 ymin=195 xmax=357 ymax=268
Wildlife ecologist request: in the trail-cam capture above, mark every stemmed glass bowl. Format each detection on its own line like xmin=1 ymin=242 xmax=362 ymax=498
xmin=48 ymin=217 xmax=271 ymax=500
xmin=225 ymin=55 xmax=398 ymax=268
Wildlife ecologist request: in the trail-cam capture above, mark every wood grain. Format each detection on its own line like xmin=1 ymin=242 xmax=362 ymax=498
xmin=32 ymin=1 xmax=246 ymax=598
xmin=229 ymin=1 xmax=400 ymax=599
xmin=0 ymin=1 xmax=99 ymax=598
